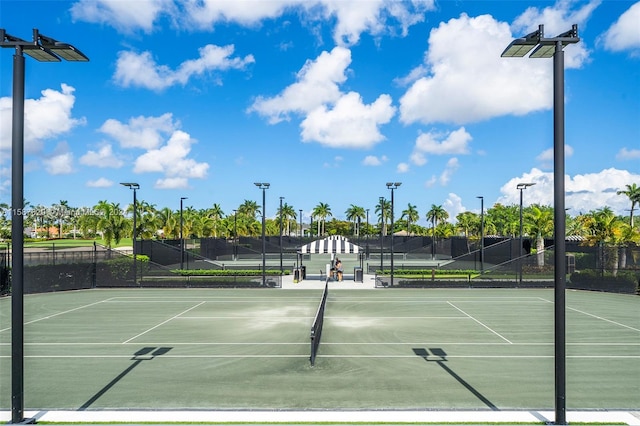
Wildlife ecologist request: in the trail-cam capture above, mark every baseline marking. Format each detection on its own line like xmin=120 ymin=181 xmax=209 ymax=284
xmin=122 ymin=301 xmax=205 ymax=344
xmin=567 ymin=306 xmax=640 ymax=332
xmin=0 ymin=298 xmax=112 ymax=333
xmin=447 ymin=302 xmax=513 ymax=344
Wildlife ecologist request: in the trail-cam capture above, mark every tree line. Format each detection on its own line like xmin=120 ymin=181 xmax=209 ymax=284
xmin=1 ymin=185 xmax=638 ymax=260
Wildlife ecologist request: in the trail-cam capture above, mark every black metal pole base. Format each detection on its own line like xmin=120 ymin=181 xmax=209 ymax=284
xmin=7 ymin=418 xmax=36 ymax=424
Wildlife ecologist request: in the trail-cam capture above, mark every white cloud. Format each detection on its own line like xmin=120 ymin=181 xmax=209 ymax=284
xmin=424 ymin=175 xmax=437 ymax=188
xmin=134 ymin=130 xmax=209 ymax=187
xmin=443 ymin=193 xmax=465 ymax=222
xmin=496 ymin=167 xmax=640 ymax=216
xmin=362 ymin=155 xmax=387 ymax=166
xmin=616 ymin=147 xmax=640 ymax=161
xmin=250 ymin=46 xmax=395 ymax=148
xmin=536 ymin=144 xmax=574 ymax=169
xmin=300 ymin=92 xmax=395 ymax=148
xmin=439 ymin=157 xmax=460 ymax=185
xmin=400 ymin=2 xmax=595 ymax=126
xmin=43 ymin=142 xmax=74 ymax=175
xmin=413 ymin=127 xmax=472 ymax=158
xmin=71 ymin=0 xmax=169 ymax=33
xmin=86 ymin=177 xmax=114 ymax=188
xmin=114 ymin=45 xmax=254 ymax=91
xmin=0 ymin=84 xmax=84 ymax=159
xmin=99 ymin=113 xmax=176 ymax=150
xmin=397 ymin=162 xmax=409 ymax=173
xmin=72 ymin=0 xmax=433 ymax=48
xmin=79 ymin=144 xmax=124 ymax=168
xmin=600 ymin=2 xmax=640 ymax=55
xmin=249 ymin=46 xmax=350 ymax=123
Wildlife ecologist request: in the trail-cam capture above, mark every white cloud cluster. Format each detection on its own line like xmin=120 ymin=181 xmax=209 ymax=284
xmin=249 ymin=46 xmax=395 ymax=148
xmin=399 ymin=0 xmax=596 ymax=126
xmin=0 ymin=84 xmax=85 ymax=159
xmin=114 ymin=45 xmax=255 ymax=91
xmin=71 ymin=0 xmax=434 ymax=46
xmin=496 ymin=167 xmax=640 ymax=216
xmin=598 ymin=1 xmax=640 ymax=56
xmin=91 ymin=113 xmax=209 ymax=189
xmin=71 ymin=0 xmax=173 ymax=33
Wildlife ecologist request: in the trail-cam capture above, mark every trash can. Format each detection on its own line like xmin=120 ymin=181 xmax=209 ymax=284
xmin=354 ymin=267 xmax=363 ymax=283
xmin=301 ymin=265 xmax=306 ymax=279
xmin=293 ymin=268 xmax=300 ymax=282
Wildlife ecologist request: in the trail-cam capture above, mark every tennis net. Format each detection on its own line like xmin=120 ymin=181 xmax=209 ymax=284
xmin=309 ymin=279 xmax=329 ymax=366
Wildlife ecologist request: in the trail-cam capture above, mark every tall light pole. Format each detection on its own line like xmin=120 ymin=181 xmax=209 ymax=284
xmin=365 ymin=208 xmax=369 ymax=260
xmin=517 ymin=183 xmax=535 ymax=285
xmin=477 ymin=196 xmax=484 ymax=274
xmin=386 ymin=182 xmax=401 ymax=287
xmin=279 ymin=196 xmax=284 ymax=274
xmin=121 ymin=183 xmax=140 ymax=285
xmin=379 ymin=197 xmax=385 ymax=273
xmin=299 ymin=209 xmax=303 ymax=238
xmin=502 ymin=24 xmax=579 ymax=426
xmin=233 ymin=209 xmax=237 ymax=261
xmin=254 ymin=183 xmax=270 ymax=285
xmin=1 ymin=28 xmax=89 ymax=425
xmin=180 ymin=197 xmax=188 ymax=270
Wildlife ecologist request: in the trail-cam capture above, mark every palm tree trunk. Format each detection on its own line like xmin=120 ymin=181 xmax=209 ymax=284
xmin=536 ymin=236 xmax=544 ymax=267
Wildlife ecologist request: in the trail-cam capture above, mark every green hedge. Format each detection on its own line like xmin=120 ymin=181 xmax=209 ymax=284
xmin=570 ymin=269 xmax=639 ymax=294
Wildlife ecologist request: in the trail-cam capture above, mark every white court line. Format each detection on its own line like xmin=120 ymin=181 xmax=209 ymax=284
xmin=447 ymin=302 xmax=513 ymax=344
xmin=0 ymin=298 xmax=112 ymax=333
xmin=2 ymin=354 xmax=638 ymax=359
xmin=567 ymin=306 xmax=640 ymax=332
xmin=122 ymin=301 xmax=205 ymax=344
xmin=4 ymin=341 xmax=638 ymax=346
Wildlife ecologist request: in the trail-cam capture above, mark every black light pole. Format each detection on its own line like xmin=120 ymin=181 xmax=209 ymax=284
xmin=121 ymin=183 xmax=140 ymax=285
xmin=1 ymin=29 xmax=88 ymax=424
xmin=502 ymin=24 xmax=579 ymax=426
xmin=233 ymin=209 xmax=237 ymax=261
xmin=379 ymin=197 xmax=384 ymax=273
xmin=180 ymin=197 xmax=187 ymax=270
xmin=477 ymin=196 xmax=484 ymax=274
xmin=255 ymin=183 xmax=270 ymax=285
xmin=365 ymin=209 xmax=369 ymax=260
xmin=279 ymin=196 xmax=284 ymax=274
xmin=299 ymin=209 xmax=303 ymax=238
xmin=517 ymin=183 xmax=535 ymax=285
xmin=386 ymin=182 xmax=401 ymax=287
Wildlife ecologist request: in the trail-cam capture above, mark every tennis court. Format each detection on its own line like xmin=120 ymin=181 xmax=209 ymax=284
xmin=0 ymin=287 xmax=638 ymax=414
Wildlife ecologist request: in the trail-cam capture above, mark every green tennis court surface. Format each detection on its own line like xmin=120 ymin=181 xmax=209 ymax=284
xmin=0 ymin=288 xmax=638 ymax=412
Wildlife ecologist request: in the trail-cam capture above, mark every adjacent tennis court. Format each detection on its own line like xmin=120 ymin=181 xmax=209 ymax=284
xmin=0 ymin=287 xmax=638 ymax=412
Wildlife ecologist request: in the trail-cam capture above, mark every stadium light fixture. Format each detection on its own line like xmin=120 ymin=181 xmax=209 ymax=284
xmin=503 ymin=24 xmax=580 ymax=426
xmin=1 ymin=28 xmax=88 ymax=425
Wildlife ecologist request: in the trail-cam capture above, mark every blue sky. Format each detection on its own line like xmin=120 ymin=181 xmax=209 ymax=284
xmin=1 ymin=0 xmax=639 ymax=227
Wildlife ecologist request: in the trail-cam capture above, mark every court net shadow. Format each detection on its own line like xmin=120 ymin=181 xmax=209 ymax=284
xmin=412 ymin=347 xmax=498 ymax=411
xmin=78 ymin=346 xmax=172 ymax=411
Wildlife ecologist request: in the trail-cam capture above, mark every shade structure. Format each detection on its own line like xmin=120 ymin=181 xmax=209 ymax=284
xmin=299 ymin=236 xmax=361 ymax=254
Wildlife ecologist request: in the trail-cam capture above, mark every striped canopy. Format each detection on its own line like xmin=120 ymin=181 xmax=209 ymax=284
xmin=299 ymin=236 xmax=361 ymax=254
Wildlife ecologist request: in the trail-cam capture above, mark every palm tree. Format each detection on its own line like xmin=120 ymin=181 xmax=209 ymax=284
xmin=238 ymin=200 xmax=260 ymax=219
xmin=456 ymin=211 xmax=478 ymax=253
xmin=525 ymin=205 xmax=554 ymax=267
xmin=401 ymin=203 xmax=419 ymax=236
xmin=278 ymin=203 xmax=297 ymax=236
xmin=345 ymin=204 xmax=365 ymax=237
xmin=312 ymin=202 xmax=332 ymax=237
xmin=205 ymin=203 xmax=224 ymax=237
xmin=375 ymin=199 xmax=391 ymax=235
xmin=426 ymin=204 xmax=448 ymax=237
xmin=95 ymin=202 xmax=129 ymax=248
xmin=616 ymin=183 xmax=640 ymax=227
